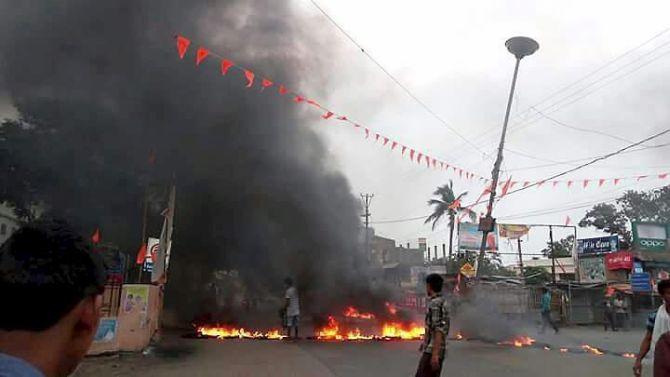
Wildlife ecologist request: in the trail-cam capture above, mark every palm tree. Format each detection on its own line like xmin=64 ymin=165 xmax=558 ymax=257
xmin=425 ymin=181 xmax=474 ymax=263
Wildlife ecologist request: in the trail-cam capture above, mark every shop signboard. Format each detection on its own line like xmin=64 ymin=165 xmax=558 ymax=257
xmin=576 ymin=236 xmax=619 ymax=256
xmin=631 ymin=272 xmax=652 ymax=293
xmin=604 ymin=251 xmax=633 ymax=270
xmin=632 ymin=222 xmax=669 ymax=251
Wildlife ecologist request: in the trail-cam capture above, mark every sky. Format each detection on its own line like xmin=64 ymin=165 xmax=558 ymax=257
xmin=292 ymin=0 xmax=670 ymax=264
xmin=1 ymin=1 xmax=669 ymax=266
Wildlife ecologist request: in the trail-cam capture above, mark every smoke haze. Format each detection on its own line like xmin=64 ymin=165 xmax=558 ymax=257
xmin=0 ymin=0 xmax=372 ymax=322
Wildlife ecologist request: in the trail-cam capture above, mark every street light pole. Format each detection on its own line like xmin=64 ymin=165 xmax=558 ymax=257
xmin=476 ymin=37 xmax=539 ymax=278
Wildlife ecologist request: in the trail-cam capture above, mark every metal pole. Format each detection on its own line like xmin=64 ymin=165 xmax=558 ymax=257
xmin=517 ymin=238 xmax=524 ymax=278
xmin=550 ymin=225 xmax=556 ymax=284
xmin=476 ymin=58 xmax=522 ymax=277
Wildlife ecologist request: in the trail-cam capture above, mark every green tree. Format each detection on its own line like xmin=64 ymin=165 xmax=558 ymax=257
xmin=541 ymin=235 xmax=575 ymax=258
xmin=425 ymin=181 xmax=475 ymax=262
xmin=579 ymin=187 xmax=670 ymax=248
xmin=523 ymin=266 xmax=551 ymax=285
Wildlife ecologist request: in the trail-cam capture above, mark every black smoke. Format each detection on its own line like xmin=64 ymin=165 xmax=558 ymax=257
xmin=0 ymin=1 xmax=372 ymax=322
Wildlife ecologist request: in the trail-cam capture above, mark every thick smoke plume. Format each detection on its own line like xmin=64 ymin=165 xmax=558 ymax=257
xmin=0 ymin=1 xmax=373 ymax=322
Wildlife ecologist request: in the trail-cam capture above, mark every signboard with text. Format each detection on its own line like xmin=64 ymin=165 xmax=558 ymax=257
xmin=576 ymin=236 xmax=619 ymax=256
xmin=604 ymin=251 xmax=633 ymax=270
xmin=633 ymin=222 xmax=669 ymax=251
xmin=631 ymin=272 xmax=652 ymax=293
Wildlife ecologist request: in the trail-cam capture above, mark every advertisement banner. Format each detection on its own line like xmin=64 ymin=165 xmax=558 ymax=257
xmin=578 ymin=257 xmax=606 ymax=283
xmin=631 ymin=272 xmax=652 ymax=292
xmin=458 ymin=223 xmax=498 ymax=250
xmin=498 ymin=224 xmax=531 ymax=239
xmin=576 ymin=236 xmax=619 ymax=256
xmin=94 ymin=318 xmax=118 ymax=343
xmin=633 ymin=222 xmax=669 ymax=251
xmin=604 ymin=251 xmax=634 ymax=271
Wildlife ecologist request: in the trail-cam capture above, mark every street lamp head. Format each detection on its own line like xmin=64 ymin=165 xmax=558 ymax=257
xmin=505 ymin=36 xmax=539 ymax=59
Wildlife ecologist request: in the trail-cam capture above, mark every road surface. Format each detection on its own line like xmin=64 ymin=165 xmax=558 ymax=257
xmin=76 ymin=331 xmax=646 ymax=377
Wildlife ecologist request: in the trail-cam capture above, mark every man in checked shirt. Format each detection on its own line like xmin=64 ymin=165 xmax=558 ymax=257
xmin=415 ymin=273 xmax=450 ymax=377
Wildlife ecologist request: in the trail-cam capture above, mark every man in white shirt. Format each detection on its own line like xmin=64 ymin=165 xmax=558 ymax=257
xmin=283 ymin=278 xmax=300 ymax=339
xmin=634 ymin=279 xmax=670 ymax=377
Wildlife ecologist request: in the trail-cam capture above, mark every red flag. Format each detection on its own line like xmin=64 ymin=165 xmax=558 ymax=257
xmin=195 ymin=47 xmax=210 ymax=66
xmin=599 ymin=178 xmax=606 ymax=187
xmin=565 ymin=216 xmax=572 ymax=226
xmin=91 ymin=228 xmax=101 ymax=244
xmin=336 ymin=115 xmax=348 ymax=121
xmin=509 ymin=181 xmax=517 ymax=189
xmin=440 ymin=162 xmax=444 ymax=169
xmin=567 ymin=180 xmax=573 ymax=188
xmin=365 ymin=129 xmax=370 ymax=138
xmin=614 ymin=178 xmax=621 ymax=185
xmin=424 ymin=155 xmax=430 ymax=167
xmin=293 ymin=95 xmax=305 ymax=103
xmin=660 ymin=173 xmax=669 ymax=179
xmin=176 ymin=35 xmax=191 ymax=59
xmin=135 ymin=243 xmax=148 ymax=265
xmin=244 ymin=69 xmax=255 ymax=88
xmin=417 ymin=152 xmax=423 ymax=163
xmin=321 ymin=111 xmax=334 ymax=119
xmin=354 ymin=124 xmax=362 ymax=128
xmin=523 ymin=181 xmax=530 ymax=188
xmin=637 ymin=175 xmax=648 ymax=181
xmin=278 ymin=84 xmax=288 ymax=95
xmin=410 ymin=149 xmax=415 ymax=161
xmin=307 ymin=99 xmax=320 ymax=107
xmin=432 ymin=159 xmax=437 ymax=168
xmin=501 ymin=176 xmax=513 ymax=196
xmin=375 ymin=133 xmax=381 ymax=142
xmin=391 ymin=141 xmax=398 ymax=150
xmin=220 ymin=59 xmax=234 ymax=75
xmin=552 ymin=181 xmax=559 ymax=188
xmin=261 ymin=78 xmax=273 ymax=90
xmin=583 ymin=179 xmax=590 ymax=188
xmin=401 ymin=146 xmax=407 ymax=155
xmin=383 ymin=137 xmax=389 ymax=146
xmin=459 ymin=169 xmax=463 ymax=178
xmin=537 ymin=180 xmax=545 ymax=188
xmin=448 ymin=199 xmax=461 ymax=210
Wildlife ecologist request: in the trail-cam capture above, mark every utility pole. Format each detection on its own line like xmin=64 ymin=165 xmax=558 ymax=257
xmin=476 ymin=37 xmax=539 ymax=278
xmin=434 ymin=245 xmax=438 ymax=262
xmin=360 ymin=194 xmax=374 ymax=261
xmin=517 ymin=238 xmax=524 ymax=278
xmin=442 ymin=244 xmax=446 ymax=260
xmin=549 ymin=225 xmax=556 ymax=284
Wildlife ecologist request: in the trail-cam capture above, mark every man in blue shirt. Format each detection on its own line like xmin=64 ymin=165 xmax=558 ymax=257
xmin=540 ymin=287 xmax=559 ymax=334
xmin=0 ymin=219 xmax=106 ymax=377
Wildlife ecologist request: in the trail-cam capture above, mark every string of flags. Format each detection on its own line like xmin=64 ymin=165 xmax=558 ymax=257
xmin=173 ymin=34 xmax=670 ymax=191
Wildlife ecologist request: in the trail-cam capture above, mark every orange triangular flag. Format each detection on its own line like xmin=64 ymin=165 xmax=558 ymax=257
xmin=583 ymin=179 xmax=590 ymax=188
xmin=565 ymin=216 xmax=572 ymax=226
xmin=91 ymin=228 xmax=101 ymax=244
xmin=244 ymin=70 xmax=255 ymax=88
xmin=195 ymin=47 xmax=210 ymax=66
xmin=176 ymin=35 xmax=191 ymax=59
xmin=599 ymin=179 xmax=606 ymax=187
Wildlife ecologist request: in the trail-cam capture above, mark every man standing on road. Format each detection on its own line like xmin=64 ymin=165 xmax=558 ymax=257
xmin=283 ymin=278 xmax=300 ymax=339
xmin=415 ymin=273 xmax=450 ymax=377
xmin=634 ymin=279 xmax=670 ymax=377
xmin=0 ymin=219 xmax=106 ymax=377
xmin=540 ymin=287 xmax=559 ymax=334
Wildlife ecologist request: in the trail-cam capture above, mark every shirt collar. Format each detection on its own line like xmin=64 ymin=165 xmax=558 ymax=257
xmin=0 ymin=353 xmax=45 ymax=377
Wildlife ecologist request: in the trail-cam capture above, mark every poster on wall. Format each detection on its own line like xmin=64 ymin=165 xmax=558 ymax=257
xmin=458 ymin=223 xmax=498 ymax=250
xmin=578 ymin=257 xmax=606 ymax=283
xmin=93 ymin=318 xmax=117 ymax=343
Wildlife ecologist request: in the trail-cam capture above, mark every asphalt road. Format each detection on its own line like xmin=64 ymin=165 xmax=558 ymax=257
xmin=76 ymin=334 xmax=646 ymax=377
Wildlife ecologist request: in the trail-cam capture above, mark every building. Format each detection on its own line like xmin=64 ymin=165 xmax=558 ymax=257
xmin=510 ymin=257 xmax=576 ymax=281
xmin=367 ymin=231 xmax=424 ymax=287
xmin=0 ymin=203 xmax=20 ymax=246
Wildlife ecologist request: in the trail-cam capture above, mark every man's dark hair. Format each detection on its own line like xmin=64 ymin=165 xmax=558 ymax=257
xmin=658 ymin=280 xmax=670 ymax=295
xmin=284 ymin=277 xmax=293 ymax=286
xmin=425 ymin=273 xmax=443 ymax=293
xmin=0 ymin=218 xmax=106 ymax=331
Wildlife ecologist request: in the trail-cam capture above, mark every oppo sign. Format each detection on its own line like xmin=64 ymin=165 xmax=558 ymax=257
xmin=633 ymin=222 xmax=670 ymax=251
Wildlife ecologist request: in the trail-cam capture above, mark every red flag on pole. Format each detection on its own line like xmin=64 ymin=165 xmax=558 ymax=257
xmin=135 ymin=243 xmax=148 ymax=265
xmin=220 ymin=59 xmax=234 ymax=75
xmin=176 ymin=35 xmax=191 ymax=59
xmin=243 ymin=70 xmax=255 ymax=88
xmin=91 ymin=228 xmax=101 ymax=244
xmin=195 ymin=47 xmax=210 ymax=66
xmin=501 ymin=176 xmax=513 ymax=196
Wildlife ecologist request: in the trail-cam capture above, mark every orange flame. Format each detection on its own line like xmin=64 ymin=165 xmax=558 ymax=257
xmin=197 ymin=325 xmax=286 ymax=340
xmin=581 ymin=345 xmax=604 ymax=356
xmin=343 ymin=306 xmax=376 ymax=320
xmin=499 ymin=335 xmax=535 ymax=348
xmin=622 ymin=353 xmax=636 ymax=359
xmin=316 ymin=316 xmax=344 ymax=340
xmin=455 ymin=332 xmax=464 ymax=340
xmin=560 ymin=348 xmax=568 ymax=353
xmin=381 ymin=322 xmax=424 ymax=340
xmin=315 ymin=316 xmax=424 ymax=341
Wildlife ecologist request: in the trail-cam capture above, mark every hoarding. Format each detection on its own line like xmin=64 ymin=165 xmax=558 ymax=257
xmin=578 ymin=256 xmax=606 ymax=283
xmin=458 ymin=223 xmax=498 ymax=251
xmin=576 ymin=236 xmax=619 ymax=256
xmin=632 ymin=222 xmax=669 ymax=251
xmin=498 ymin=224 xmax=531 ymax=239
xmin=604 ymin=251 xmax=633 ymax=270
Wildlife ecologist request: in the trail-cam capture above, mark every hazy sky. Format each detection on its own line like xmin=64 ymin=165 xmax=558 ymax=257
xmin=294 ymin=0 xmax=670 ymax=263
xmin=2 ymin=1 xmax=669 ymax=265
